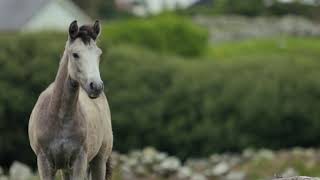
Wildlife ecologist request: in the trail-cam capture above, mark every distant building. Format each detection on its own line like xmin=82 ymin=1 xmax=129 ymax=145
xmin=273 ymin=0 xmax=319 ymax=5
xmin=0 ymin=0 xmax=91 ymax=32
xmin=115 ymin=0 xmax=199 ymax=16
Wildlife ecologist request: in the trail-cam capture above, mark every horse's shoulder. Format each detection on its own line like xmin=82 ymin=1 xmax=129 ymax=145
xmin=29 ymin=83 xmax=54 ymax=153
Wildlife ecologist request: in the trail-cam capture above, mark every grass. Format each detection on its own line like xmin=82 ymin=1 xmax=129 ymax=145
xmin=205 ymin=37 xmax=320 ymax=62
xmin=239 ymin=151 xmax=320 ymax=179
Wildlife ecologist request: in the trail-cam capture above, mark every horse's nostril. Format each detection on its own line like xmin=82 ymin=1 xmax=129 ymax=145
xmin=89 ymin=82 xmax=95 ymax=90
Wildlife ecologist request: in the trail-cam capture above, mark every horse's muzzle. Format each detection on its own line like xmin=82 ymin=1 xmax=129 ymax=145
xmin=87 ymin=81 xmax=104 ymax=99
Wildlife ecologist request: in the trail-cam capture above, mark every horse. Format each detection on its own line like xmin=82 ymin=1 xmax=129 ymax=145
xmin=28 ymin=20 xmax=113 ymax=180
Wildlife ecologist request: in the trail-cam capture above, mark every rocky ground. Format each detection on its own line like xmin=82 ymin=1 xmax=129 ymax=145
xmin=193 ymin=15 xmax=320 ymax=43
xmin=2 ymin=147 xmax=320 ymax=180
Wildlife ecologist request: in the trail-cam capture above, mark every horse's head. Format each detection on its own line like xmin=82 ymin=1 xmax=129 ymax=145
xmin=66 ymin=20 xmax=103 ymax=99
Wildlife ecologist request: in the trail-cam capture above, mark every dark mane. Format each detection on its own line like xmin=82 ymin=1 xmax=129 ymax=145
xmin=71 ymin=25 xmax=98 ymax=44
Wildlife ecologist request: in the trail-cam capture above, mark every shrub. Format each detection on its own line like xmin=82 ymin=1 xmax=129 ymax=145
xmin=101 ymin=15 xmax=209 ymax=57
xmin=266 ymin=2 xmax=320 ymax=20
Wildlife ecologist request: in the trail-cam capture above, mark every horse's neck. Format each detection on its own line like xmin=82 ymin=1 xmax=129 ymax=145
xmin=49 ymin=50 xmax=79 ymax=120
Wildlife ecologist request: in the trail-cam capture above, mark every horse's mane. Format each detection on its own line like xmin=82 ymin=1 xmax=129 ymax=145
xmin=72 ymin=25 xmax=98 ymax=44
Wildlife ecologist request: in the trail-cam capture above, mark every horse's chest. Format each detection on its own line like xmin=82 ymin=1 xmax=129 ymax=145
xmin=47 ymin=129 xmax=86 ymax=169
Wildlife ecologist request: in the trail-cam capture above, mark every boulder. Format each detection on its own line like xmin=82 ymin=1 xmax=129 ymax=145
xmin=154 ymin=156 xmax=181 ymax=175
xmin=211 ymin=161 xmax=230 ymax=176
xmin=177 ymin=166 xmax=193 ymax=179
xmin=281 ymin=168 xmax=298 ymax=178
xmin=255 ymin=149 xmax=275 ymax=160
xmin=186 ymin=159 xmax=210 ymax=171
xmin=141 ymin=147 xmax=158 ymax=165
xmin=190 ymin=173 xmax=208 ymax=180
xmin=9 ymin=161 xmax=33 ymax=180
xmin=0 ymin=176 xmax=9 ymax=180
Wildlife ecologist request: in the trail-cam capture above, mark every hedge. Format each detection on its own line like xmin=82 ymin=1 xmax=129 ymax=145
xmin=101 ymin=15 xmax=209 ymax=57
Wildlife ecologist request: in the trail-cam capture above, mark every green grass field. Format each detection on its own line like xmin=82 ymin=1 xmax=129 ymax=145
xmin=205 ymin=37 xmax=320 ymax=62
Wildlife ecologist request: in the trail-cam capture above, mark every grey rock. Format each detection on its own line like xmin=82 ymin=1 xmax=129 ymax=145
xmin=204 ymin=161 xmax=230 ymax=176
xmin=177 ymin=166 xmax=193 ymax=179
xmin=141 ymin=147 xmax=158 ymax=164
xmin=119 ymin=154 xmax=129 ymax=163
xmin=292 ymin=147 xmax=305 ymax=156
xmin=186 ymin=159 xmax=209 ymax=171
xmin=154 ymin=156 xmax=181 ymax=175
xmin=9 ymin=161 xmax=33 ymax=180
xmin=209 ymin=154 xmax=221 ymax=164
xmin=111 ymin=151 xmax=121 ymax=167
xmin=255 ymin=149 xmax=275 ymax=160
xmin=228 ymin=156 xmax=242 ymax=167
xmin=126 ymin=156 xmax=139 ymax=168
xmin=190 ymin=173 xmax=208 ymax=180
xmin=155 ymin=152 xmax=168 ymax=162
xmin=135 ymin=165 xmax=148 ymax=176
xmin=0 ymin=176 xmax=9 ymax=180
xmin=305 ymin=148 xmax=316 ymax=158
xmin=212 ymin=161 xmax=230 ymax=176
xmin=243 ymin=148 xmax=255 ymax=159
xmin=0 ymin=167 xmax=3 ymax=176
xmin=225 ymin=171 xmax=246 ymax=180
xmin=281 ymin=167 xmax=299 ymax=178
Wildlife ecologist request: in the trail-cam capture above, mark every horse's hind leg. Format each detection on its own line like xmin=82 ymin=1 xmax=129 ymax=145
xmin=90 ymin=155 xmax=107 ymax=180
xmin=105 ymin=157 xmax=112 ymax=180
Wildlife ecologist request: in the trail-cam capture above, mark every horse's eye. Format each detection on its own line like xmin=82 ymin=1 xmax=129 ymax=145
xmin=72 ymin=53 xmax=79 ymax=59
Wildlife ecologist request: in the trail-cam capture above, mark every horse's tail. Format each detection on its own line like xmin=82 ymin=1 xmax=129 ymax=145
xmin=105 ymin=157 xmax=112 ymax=180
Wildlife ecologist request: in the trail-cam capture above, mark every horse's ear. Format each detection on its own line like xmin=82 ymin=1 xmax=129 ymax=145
xmin=69 ymin=20 xmax=79 ymax=39
xmin=92 ymin=20 xmax=101 ymax=40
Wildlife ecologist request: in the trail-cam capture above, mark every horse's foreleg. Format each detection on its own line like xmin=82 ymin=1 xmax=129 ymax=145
xmin=70 ymin=150 xmax=88 ymax=180
xmin=61 ymin=170 xmax=71 ymax=180
xmin=37 ymin=153 xmax=56 ymax=180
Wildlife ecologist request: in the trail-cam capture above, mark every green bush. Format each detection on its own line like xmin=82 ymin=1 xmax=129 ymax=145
xmin=266 ymin=2 xmax=320 ymax=20
xmin=1 ymin=32 xmax=320 ymax=167
xmin=101 ymin=15 xmax=209 ymax=57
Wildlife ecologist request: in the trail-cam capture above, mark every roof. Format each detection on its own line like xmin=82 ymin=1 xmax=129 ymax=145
xmin=0 ymin=0 xmax=50 ymax=31
xmin=0 ymin=0 xmax=90 ymax=31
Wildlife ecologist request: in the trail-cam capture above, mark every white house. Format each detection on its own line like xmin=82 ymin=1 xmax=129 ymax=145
xmin=273 ymin=0 xmax=320 ymax=5
xmin=0 ymin=0 xmax=91 ymax=32
xmin=116 ymin=0 xmax=199 ymax=16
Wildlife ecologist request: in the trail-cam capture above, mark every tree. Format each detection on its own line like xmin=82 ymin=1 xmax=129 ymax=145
xmin=72 ymin=0 xmax=117 ymax=19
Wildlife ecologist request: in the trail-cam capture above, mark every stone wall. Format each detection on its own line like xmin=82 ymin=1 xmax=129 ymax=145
xmin=2 ymin=147 xmax=320 ymax=180
xmin=193 ymin=16 xmax=320 ymax=43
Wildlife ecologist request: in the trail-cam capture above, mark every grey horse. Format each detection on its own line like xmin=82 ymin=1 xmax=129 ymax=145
xmin=28 ymin=20 xmax=113 ymax=180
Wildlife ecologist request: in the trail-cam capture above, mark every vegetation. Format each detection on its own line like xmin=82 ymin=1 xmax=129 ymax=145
xmin=72 ymin=0 xmax=118 ymax=19
xmin=1 ymin=15 xmax=320 ymax=168
xmin=102 ymin=15 xmax=209 ymax=57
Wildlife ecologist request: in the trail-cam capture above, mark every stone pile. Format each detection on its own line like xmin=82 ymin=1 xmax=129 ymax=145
xmin=1 ymin=147 xmax=320 ymax=180
xmin=193 ymin=15 xmax=320 ymax=43
xmin=112 ymin=147 xmax=276 ymax=180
